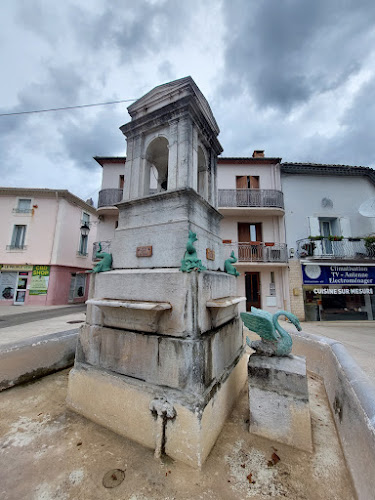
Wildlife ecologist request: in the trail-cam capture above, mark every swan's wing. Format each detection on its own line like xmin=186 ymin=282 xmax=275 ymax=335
xmin=240 ymin=311 xmax=278 ymax=341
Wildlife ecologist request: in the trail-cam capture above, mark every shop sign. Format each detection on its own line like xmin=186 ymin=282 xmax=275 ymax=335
xmin=29 ymin=265 xmax=50 ymax=295
xmin=0 ymin=264 xmax=33 ymax=272
xmin=312 ymin=288 xmax=373 ymax=295
xmin=303 ymin=264 xmax=375 ymax=285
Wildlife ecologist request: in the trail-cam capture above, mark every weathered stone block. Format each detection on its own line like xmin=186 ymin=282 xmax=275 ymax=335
xmin=87 ymin=269 xmax=238 ymax=338
xmin=67 ymin=354 xmax=247 ymax=468
xmin=248 ymin=354 xmax=313 ymax=452
xmin=76 ymin=318 xmax=243 ymax=394
xmin=112 ymin=188 xmax=223 ymax=271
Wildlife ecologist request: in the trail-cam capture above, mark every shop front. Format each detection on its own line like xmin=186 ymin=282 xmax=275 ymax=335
xmin=302 ymin=264 xmax=375 ymax=321
xmin=0 ymin=264 xmax=34 ymax=305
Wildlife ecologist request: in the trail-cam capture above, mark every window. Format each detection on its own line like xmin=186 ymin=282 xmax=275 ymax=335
xmin=269 ymin=271 xmax=276 ymax=296
xmin=82 ymin=212 xmax=90 ymax=226
xmin=10 ymin=225 xmax=26 ymax=249
xmin=69 ymin=273 xmax=87 ymax=301
xmin=78 ymin=213 xmax=90 ymax=256
xmin=13 ymin=199 xmax=32 ymax=214
xmin=236 ymin=176 xmax=260 ymax=189
xmin=119 ymin=175 xmax=124 ymax=189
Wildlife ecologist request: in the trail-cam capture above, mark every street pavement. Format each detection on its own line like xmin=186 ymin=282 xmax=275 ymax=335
xmin=281 ymin=320 xmax=375 ymax=385
xmin=0 ymin=304 xmax=86 ymax=346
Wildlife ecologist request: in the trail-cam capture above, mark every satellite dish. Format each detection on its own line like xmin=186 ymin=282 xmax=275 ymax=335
xmin=359 ymin=197 xmax=375 ymax=217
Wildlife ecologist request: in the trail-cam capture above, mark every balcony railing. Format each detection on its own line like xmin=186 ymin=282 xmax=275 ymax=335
xmin=296 ymin=238 xmax=375 ymax=260
xmin=92 ymin=240 xmax=112 ymax=260
xmin=225 ymin=243 xmax=288 ymax=263
xmin=77 ymin=250 xmax=88 ymax=257
xmin=6 ymin=245 xmax=27 ymax=250
xmin=218 ymin=189 xmax=284 ymax=209
xmin=97 ymin=188 xmax=123 ymax=208
xmin=12 ymin=208 xmax=33 ymax=214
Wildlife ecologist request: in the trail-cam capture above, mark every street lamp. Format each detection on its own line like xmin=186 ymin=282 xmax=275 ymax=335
xmin=80 ymin=222 xmax=90 ymax=236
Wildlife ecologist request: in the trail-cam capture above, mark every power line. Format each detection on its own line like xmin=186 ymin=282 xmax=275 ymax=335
xmin=0 ymin=98 xmax=138 ymax=117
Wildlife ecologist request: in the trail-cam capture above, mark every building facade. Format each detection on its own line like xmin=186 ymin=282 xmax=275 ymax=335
xmin=282 ymin=163 xmax=375 ymax=321
xmin=217 ymin=151 xmax=290 ymax=314
xmin=0 ymin=188 xmax=98 ymax=306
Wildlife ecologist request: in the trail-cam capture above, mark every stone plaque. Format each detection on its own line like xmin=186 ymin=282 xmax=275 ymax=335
xmin=206 ymin=248 xmax=215 ymax=261
xmin=136 ymin=246 xmax=153 ymax=258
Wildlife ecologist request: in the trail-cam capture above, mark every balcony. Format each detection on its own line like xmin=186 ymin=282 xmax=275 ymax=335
xmin=296 ymin=237 xmax=375 ymax=260
xmin=97 ymin=188 xmax=123 ymax=215
xmin=218 ymin=189 xmax=284 ymax=215
xmin=224 ymin=243 xmax=288 ymax=264
xmin=92 ymin=240 xmax=112 ymax=261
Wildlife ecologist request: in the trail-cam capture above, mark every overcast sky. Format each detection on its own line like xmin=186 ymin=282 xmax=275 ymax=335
xmin=1 ymin=0 xmax=375 ymax=203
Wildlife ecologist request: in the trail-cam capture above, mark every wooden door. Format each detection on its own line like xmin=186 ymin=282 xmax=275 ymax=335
xmin=238 ymin=223 xmax=263 ymax=261
xmin=245 ymin=272 xmax=261 ymax=311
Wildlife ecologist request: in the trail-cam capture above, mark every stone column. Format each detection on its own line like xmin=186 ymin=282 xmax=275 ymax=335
xmin=176 ymin=115 xmax=193 ymax=189
xmin=167 ymin=119 xmax=179 ymax=190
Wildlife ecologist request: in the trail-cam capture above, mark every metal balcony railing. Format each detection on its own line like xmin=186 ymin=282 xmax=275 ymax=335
xmin=296 ymin=237 xmax=375 ymax=260
xmin=77 ymin=250 xmax=88 ymax=257
xmin=6 ymin=245 xmax=27 ymax=250
xmin=12 ymin=208 xmax=33 ymax=214
xmin=224 ymin=243 xmax=288 ymax=263
xmin=92 ymin=240 xmax=112 ymax=261
xmin=218 ymin=189 xmax=284 ymax=209
xmin=97 ymin=188 xmax=123 ymax=208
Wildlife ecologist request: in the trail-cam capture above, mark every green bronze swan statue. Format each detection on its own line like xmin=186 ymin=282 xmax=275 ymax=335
xmin=241 ymin=307 xmax=302 ymax=356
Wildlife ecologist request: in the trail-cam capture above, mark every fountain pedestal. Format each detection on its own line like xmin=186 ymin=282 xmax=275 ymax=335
xmin=248 ymin=354 xmax=313 ymax=452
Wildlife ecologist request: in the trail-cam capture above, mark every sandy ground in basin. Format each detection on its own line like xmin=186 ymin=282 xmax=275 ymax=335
xmin=0 ymin=368 xmax=355 ymax=500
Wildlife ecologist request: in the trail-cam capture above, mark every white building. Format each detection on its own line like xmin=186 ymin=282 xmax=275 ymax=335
xmin=217 ymin=151 xmax=289 ymax=313
xmin=281 ymin=162 xmax=375 ymax=321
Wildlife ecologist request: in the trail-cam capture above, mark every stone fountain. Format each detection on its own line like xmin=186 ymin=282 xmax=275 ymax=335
xmin=67 ymin=77 xmax=247 ymax=468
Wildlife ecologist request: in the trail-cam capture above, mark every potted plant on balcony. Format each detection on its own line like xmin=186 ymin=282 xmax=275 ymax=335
xmin=348 ymin=236 xmax=361 ymax=242
xmin=300 ymin=241 xmax=316 ymax=257
xmin=308 ymin=235 xmax=323 ymax=241
xmin=364 ymin=235 xmax=375 ymax=258
xmin=328 ymin=235 xmax=344 ymax=241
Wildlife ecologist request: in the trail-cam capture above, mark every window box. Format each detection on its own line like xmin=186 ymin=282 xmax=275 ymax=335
xmin=328 ymin=235 xmax=343 ymax=241
xmin=264 ymin=242 xmax=275 ymax=247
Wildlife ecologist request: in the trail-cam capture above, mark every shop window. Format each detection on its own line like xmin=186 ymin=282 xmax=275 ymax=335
xmin=69 ymin=273 xmax=87 ymax=301
xmin=9 ymin=225 xmax=27 ymax=249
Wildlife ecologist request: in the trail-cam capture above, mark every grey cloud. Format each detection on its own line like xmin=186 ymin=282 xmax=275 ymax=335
xmin=57 ymin=106 xmax=126 ymax=170
xmin=221 ymin=0 xmax=375 ymax=111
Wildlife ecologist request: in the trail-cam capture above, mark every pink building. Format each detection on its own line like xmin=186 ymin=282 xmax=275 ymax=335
xmin=0 ymin=188 xmax=98 ymax=306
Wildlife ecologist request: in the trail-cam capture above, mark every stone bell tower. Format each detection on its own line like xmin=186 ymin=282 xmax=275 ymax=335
xmin=67 ymin=77 xmax=247 ymax=467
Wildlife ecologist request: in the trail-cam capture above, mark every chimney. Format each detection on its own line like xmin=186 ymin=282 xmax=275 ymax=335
xmin=252 ymin=150 xmax=265 ymax=158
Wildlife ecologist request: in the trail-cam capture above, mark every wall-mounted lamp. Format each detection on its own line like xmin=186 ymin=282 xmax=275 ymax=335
xmin=289 ymin=247 xmax=295 ymax=258
xmin=80 ymin=223 xmax=90 ymax=237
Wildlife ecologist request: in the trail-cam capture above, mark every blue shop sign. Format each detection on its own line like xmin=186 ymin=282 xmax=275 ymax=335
xmin=302 ymin=264 xmax=375 ymax=285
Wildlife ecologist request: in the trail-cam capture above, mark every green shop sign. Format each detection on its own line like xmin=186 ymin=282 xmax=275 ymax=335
xmin=29 ymin=265 xmax=50 ymax=295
